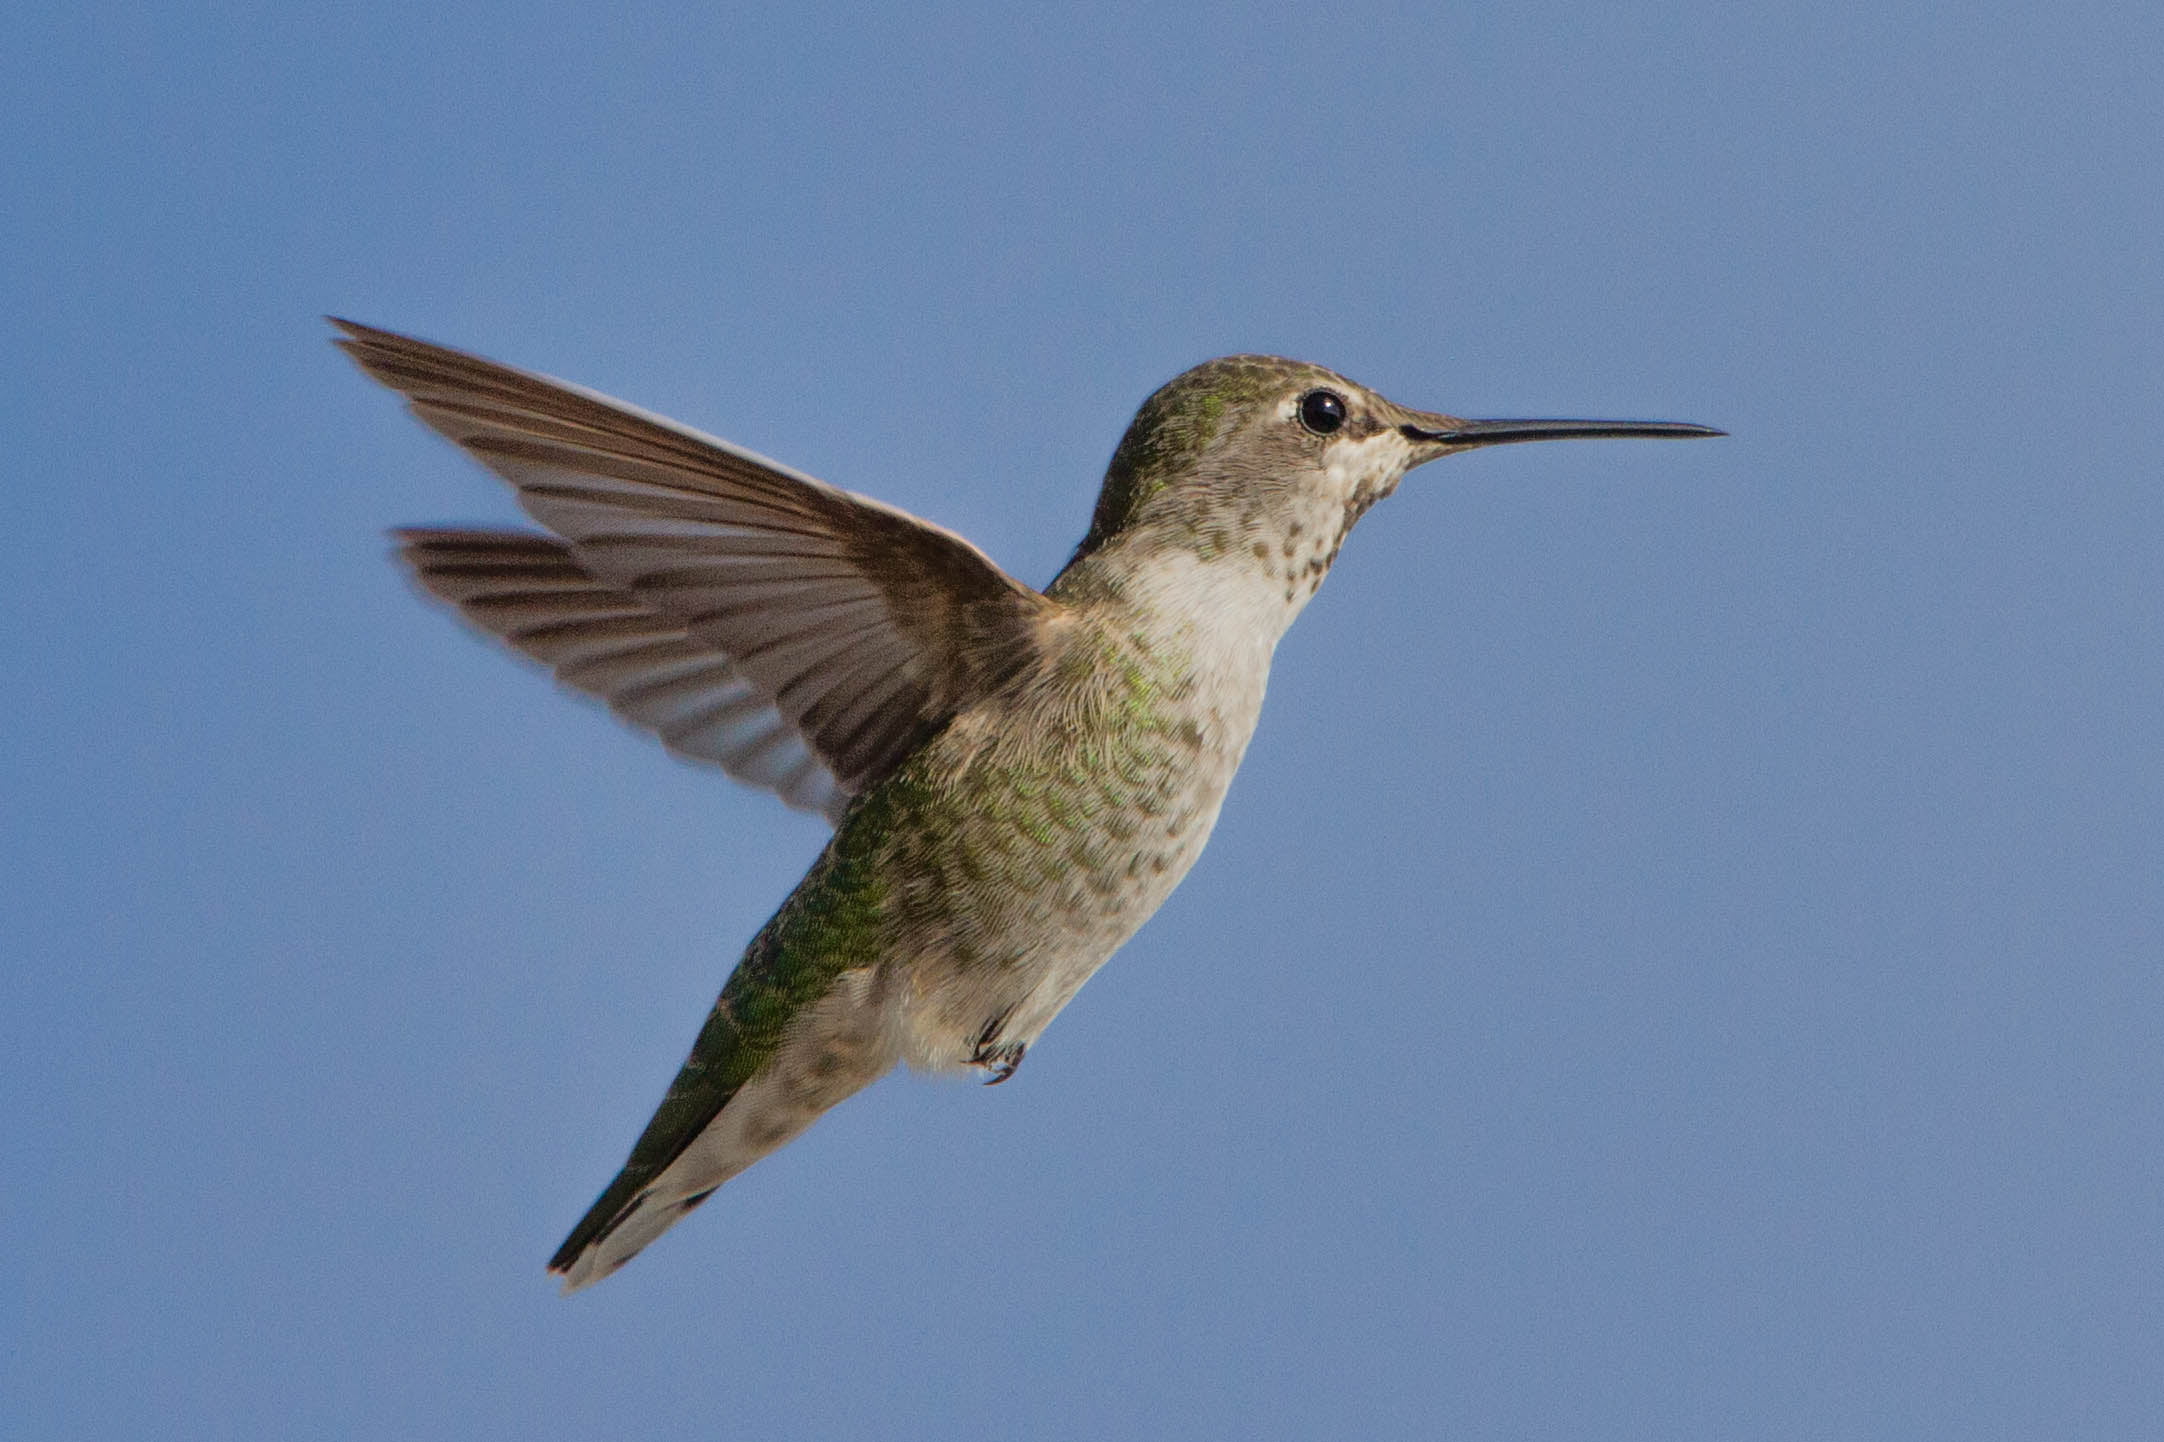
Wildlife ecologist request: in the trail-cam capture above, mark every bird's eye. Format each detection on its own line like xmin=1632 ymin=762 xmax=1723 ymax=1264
xmin=1297 ymin=389 xmax=1348 ymax=435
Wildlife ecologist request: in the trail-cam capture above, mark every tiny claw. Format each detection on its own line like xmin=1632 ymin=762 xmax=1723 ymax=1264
xmin=971 ymin=1008 xmax=1025 ymax=1084
xmin=973 ymin=1039 xmax=1026 ymax=1085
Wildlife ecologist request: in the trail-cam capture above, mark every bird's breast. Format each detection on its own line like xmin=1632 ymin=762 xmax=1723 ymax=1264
xmin=868 ymin=603 xmax=1274 ymax=1066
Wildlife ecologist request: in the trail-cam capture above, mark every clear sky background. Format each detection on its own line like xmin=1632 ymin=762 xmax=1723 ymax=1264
xmin=6 ymin=3 xmax=2160 ymax=1438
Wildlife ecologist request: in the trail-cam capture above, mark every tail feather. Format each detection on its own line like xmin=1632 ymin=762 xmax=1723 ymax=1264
xmin=546 ymin=964 xmax=896 ymax=1292
xmin=550 ymin=1178 xmax=720 ymax=1294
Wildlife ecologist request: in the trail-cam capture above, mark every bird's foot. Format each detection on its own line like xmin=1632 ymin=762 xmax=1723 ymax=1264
xmin=971 ymin=1009 xmax=1026 ymax=1085
xmin=972 ymin=1038 xmax=1026 ymax=1086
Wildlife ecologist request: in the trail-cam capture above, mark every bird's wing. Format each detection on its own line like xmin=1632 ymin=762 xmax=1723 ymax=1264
xmin=338 ymin=318 xmax=1053 ymax=809
xmin=396 ymin=528 xmax=846 ymax=819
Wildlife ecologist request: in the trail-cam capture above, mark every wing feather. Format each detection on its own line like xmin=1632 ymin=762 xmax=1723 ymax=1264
xmin=342 ymin=319 xmax=1054 ymax=804
xmin=395 ymin=529 xmax=850 ymax=821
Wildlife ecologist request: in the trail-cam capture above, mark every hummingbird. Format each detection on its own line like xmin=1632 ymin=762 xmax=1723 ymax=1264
xmin=334 ymin=319 xmax=1721 ymax=1291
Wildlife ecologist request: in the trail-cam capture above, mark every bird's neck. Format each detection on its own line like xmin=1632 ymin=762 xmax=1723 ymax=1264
xmin=1047 ymin=524 xmax=1321 ymax=684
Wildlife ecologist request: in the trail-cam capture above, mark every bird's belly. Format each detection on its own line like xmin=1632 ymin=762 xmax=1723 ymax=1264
xmin=885 ymin=727 xmax=1249 ymax=1073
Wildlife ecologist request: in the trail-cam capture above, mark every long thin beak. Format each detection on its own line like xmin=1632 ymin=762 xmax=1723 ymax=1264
xmin=1402 ymin=417 xmax=1726 ymax=449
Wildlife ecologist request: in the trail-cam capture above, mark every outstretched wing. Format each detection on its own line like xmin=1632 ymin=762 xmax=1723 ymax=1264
xmin=338 ymin=318 xmax=1052 ymax=807
xmin=396 ymin=528 xmax=847 ymax=819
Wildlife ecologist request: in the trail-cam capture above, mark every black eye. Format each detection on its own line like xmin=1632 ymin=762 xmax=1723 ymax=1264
xmin=1297 ymin=389 xmax=1347 ymax=435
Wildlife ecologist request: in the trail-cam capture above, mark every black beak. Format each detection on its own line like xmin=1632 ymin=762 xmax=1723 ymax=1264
xmin=1401 ymin=418 xmax=1726 ymax=448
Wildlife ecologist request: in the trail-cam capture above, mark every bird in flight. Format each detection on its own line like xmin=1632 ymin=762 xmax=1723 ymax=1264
xmin=336 ymin=319 xmax=1720 ymax=1290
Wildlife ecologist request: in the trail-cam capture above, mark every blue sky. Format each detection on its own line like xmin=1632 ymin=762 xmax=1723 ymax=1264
xmin=6 ymin=2 xmax=2160 ymax=1437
